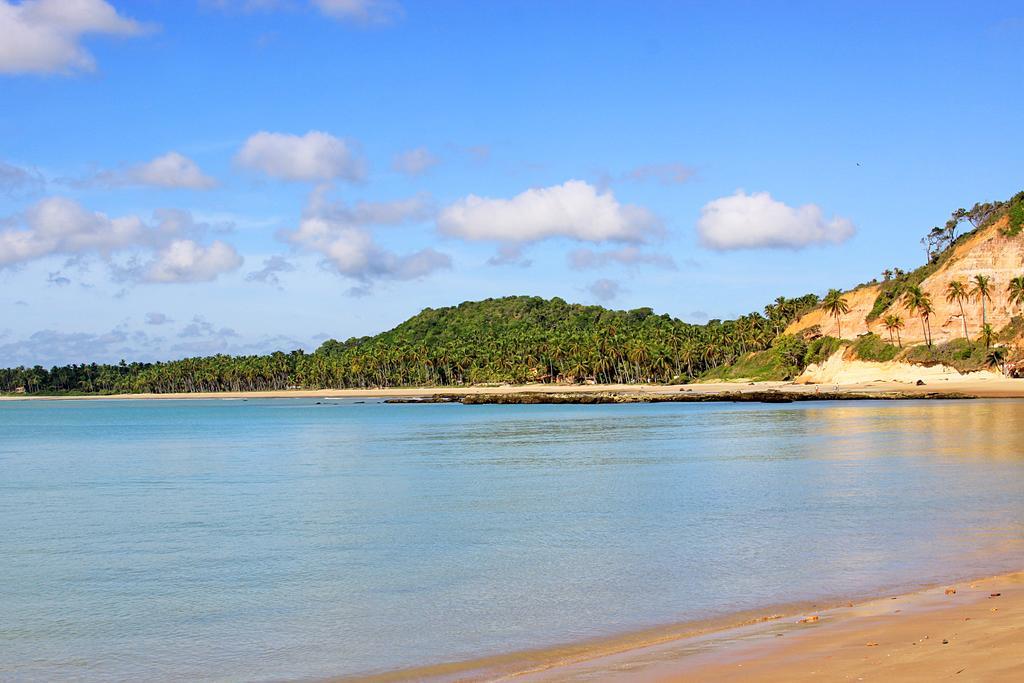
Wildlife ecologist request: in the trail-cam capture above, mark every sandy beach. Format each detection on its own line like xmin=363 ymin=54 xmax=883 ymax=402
xmin=4 ymin=376 xmax=1024 ymax=401
xmin=353 ymin=571 xmax=1024 ymax=682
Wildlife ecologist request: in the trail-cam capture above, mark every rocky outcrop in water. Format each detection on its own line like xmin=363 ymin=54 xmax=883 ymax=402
xmin=385 ymin=390 xmax=975 ymax=405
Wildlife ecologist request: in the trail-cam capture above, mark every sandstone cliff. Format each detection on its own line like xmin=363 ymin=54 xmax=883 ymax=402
xmin=796 ymin=349 xmax=1003 ymax=385
xmin=786 ymin=217 xmax=1024 ymax=345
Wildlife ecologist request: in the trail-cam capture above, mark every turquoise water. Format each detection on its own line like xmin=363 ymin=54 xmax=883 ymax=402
xmin=2 ymin=398 xmax=1024 ymax=681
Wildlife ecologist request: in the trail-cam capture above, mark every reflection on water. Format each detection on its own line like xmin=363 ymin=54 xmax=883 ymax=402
xmin=1 ymin=398 xmax=1023 ymax=681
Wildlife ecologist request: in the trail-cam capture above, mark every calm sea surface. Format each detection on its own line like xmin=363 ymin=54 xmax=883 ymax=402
xmin=2 ymin=398 xmax=1024 ymax=681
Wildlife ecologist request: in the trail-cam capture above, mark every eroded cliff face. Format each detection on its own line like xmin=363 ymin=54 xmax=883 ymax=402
xmin=783 ymin=285 xmax=880 ymax=339
xmin=786 ymin=217 xmax=1024 ymax=345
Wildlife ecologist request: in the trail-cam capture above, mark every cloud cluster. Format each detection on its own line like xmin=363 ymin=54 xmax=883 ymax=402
xmin=0 ymin=0 xmax=147 ymax=75
xmin=0 ymin=196 xmax=144 ymax=266
xmin=568 ymin=246 xmax=676 ymax=270
xmin=697 ymin=190 xmax=855 ymax=250
xmin=144 ymin=240 xmax=242 ymax=283
xmin=236 ymin=131 xmax=366 ymax=182
xmin=281 ymin=187 xmax=449 ymax=292
xmin=438 ymin=180 xmax=661 ymax=244
xmin=0 ymin=197 xmax=242 ymax=283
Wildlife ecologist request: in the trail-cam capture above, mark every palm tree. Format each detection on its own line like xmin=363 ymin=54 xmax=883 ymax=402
xmin=822 ymin=288 xmax=850 ymax=339
xmin=1008 ymin=275 xmax=1024 ymax=314
xmin=981 ymin=323 xmax=995 ymax=349
xmin=903 ymin=285 xmax=934 ymax=347
xmin=970 ymin=274 xmax=993 ymax=329
xmin=986 ymin=346 xmax=1007 ymax=374
xmin=945 ymin=279 xmax=970 ymax=339
xmin=882 ymin=314 xmax=905 ymax=348
xmin=920 ymin=299 xmax=935 ymax=348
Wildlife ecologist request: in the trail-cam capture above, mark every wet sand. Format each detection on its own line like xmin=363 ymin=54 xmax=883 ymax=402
xmin=4 ymin=377 xmax=1024 ymax=401
xmin=348 ymin=571 xmax=1024 ymax=682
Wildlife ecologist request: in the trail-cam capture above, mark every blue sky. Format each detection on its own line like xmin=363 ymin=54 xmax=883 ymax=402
xmin=2 ymin=0 xmax=1023 ymax=366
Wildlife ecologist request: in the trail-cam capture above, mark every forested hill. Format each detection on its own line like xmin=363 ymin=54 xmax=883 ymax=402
xmin=1 ymin=294 xmax=818 ymax=395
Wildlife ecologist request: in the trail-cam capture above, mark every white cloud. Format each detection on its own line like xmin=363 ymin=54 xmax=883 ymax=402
xmin=587 ymin=278 xmax=622 ymax=302
xmin=438 ymin=180 xmax=661 ymax=244
xmin=282 ymin=187 xmax=450 ymax=290
xmin=568 ymin=246 xmax=676 ymax=270
xmin=0 ymin=0 xmax=147 ymax=75
xmin=124 ymin=152 xmax=217 ymax=189
xmin=0 ymin=198 xmax=242 ymax=284
xmin=0 ymin=197 xmax=144 ymax=266
xmin=236 ymin=131 xmax=366 ymax=182
xmin=392 ymin=146 xmax=438 ymax=176
xmin=697 ymin=190 xmax=856 ymax=250
xmin=143 ymin=240 xmax=243 ymax=283
xmin=312 ymin=0 xmax=402 ymax=24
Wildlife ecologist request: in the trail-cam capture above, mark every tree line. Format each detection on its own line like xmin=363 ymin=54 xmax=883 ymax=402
xmin=1 ymin=295 xmax=819 ymax=395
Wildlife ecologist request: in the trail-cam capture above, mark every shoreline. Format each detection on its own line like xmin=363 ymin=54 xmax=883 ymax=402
xmin=339 ymin=568 xmax=1024 ymax=682
xmin=4 ymin=377 xmax=1024 ymax=402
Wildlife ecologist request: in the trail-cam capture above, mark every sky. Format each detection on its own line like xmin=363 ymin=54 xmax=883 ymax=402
xmin=2 ymin=0 xmax=1023 ymax=367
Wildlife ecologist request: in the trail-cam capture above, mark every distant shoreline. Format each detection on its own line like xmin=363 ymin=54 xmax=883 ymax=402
xmin=4 ymin=378 xmax=1024 ymax=402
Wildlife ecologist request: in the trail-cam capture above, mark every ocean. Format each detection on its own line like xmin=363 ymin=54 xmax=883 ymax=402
xmin=2 ymin=398 xmax=1023 ymax=680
